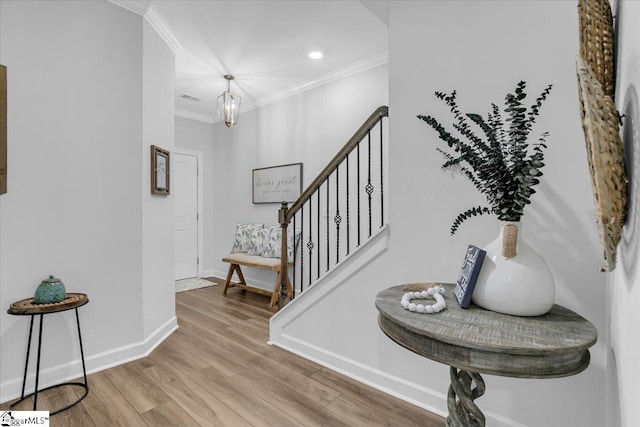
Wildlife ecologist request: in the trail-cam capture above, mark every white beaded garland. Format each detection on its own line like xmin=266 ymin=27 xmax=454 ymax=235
xmin=400 ymin=286 xmax=446 ymax=314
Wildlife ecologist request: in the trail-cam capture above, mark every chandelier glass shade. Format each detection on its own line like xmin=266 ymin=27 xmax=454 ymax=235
xmin=217 ymin=75 xmax=241 ymax=127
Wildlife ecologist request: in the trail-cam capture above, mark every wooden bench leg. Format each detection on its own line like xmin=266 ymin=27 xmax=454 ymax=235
xmin=224 ymin=263 xmax=249 ymax=296
xmin=270 ymin=271 xmax=293 ymax=307
xmin=234 ymin=264 xmax=247 ymax=287
xmin=223 ymin=263 xmax=235 ymax=295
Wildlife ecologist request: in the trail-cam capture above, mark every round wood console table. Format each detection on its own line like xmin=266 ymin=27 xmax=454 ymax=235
xmin=8 ymin=293 xmax=89 ymax=415
xmin=375 ymin=283 xmax=597 ymax=426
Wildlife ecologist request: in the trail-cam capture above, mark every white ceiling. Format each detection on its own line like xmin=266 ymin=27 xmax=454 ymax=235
xmin=141 ymin=0 xmax=388 ymax=123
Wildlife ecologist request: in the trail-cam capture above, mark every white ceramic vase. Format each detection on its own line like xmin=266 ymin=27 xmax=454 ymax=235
xmin=471 ymin=222 xmax=555 ymax=316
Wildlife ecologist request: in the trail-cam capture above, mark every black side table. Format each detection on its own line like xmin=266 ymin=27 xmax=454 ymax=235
xmin=7 ymin=293 xmax=89 ymax=415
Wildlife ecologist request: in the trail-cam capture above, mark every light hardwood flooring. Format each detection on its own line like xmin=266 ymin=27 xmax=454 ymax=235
xmin=2 ymin=278 xmax=445 ymax=426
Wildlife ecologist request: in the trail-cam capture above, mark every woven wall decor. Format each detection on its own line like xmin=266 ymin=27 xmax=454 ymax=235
xmin=578 ymin=0 xmax=615 ymax=97
xmin=576 ymin=57 xmax=627 ymax=271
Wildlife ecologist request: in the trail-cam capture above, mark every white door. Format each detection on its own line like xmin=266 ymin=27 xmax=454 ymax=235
xmin=174 ymin=153 xmax=199 ymax=280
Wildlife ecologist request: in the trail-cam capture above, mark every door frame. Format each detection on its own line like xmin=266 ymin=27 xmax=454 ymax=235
xmin=174 ymin=147 xmax=204 ymax=279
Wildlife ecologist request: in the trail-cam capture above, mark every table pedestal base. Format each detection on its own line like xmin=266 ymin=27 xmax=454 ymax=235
xmin=447 ymin=367 xmax=486 ymax=427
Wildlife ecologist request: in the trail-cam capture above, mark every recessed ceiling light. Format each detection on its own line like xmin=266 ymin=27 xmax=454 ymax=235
xmin=308 ymin=51 xmax=323 ymax=59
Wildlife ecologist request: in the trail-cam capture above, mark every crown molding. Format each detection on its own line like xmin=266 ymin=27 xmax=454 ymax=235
xmin=108 ymin=0 xmax=150 ymax=17
xmin=108 ymin=1 xmax=182 ymax=55
xmin=176 ymin=52 xmax=389 ymax=126
xmin=145 ymin=5 xmax=183 ymax=55
xmin=243 ymin=51 xmax=388 ymax=112
xmin=175 ymin=109 xmax=215 ymax=125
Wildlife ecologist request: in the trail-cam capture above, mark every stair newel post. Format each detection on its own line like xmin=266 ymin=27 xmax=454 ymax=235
xmin=278 ymin=202 xmax=290 ymax=309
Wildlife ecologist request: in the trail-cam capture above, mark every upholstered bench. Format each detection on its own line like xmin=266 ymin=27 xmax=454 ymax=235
xmin=223 ymin=223 xmax=299 ymax=307
xmin=222 ymin=253 xmax=292 ymax=307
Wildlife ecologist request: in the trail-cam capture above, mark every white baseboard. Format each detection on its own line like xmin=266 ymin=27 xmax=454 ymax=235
xmin=270 ymin=333 xmax=523 ymax=427
xmin=269 ymin=334 xmax=526 ymax=427
xmin=269 ymin=224 xmax=523 ymax=427
xmin=202 ymin=269 xmax=216 ymax=278
xmin=0 ymin=316 xmax=178 ymax=404
xmin=271 ymin=333 xmax=448 ymax=416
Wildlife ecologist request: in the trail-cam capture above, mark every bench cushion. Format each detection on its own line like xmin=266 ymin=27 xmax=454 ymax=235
xmin=222 ymin=253 xmax=284 ymax=271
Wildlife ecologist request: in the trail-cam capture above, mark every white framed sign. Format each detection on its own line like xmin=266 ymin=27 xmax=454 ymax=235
xmin=252 ymin=163 xmax=303 ymax=204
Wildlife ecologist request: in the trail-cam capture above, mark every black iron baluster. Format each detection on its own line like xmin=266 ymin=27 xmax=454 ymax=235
xmin=380 ymin=120 xmax=384 ymax=228
xmin=366 ymin=131 xmax=374 ymax=237
xmin=357 ymin=143 xmax=361 ymax=247
xmin=334 ymin=165 xmax=341 ymax=264
xmin=346 ymin=154 xmax=350 ymax=256
xmin=300 ymin=206 xmax=304 ymax=293
xmin=326 ymin=176 xmax=330 ymax=272
xmin=317 ymin=189 xmax=321 ymax=279
xmin=307 ymin=197 xmax=314 ymax=288
xmin=292 ymin=214 xmax=297 ymax=298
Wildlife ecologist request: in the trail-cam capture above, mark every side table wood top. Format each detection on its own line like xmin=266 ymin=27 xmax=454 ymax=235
xmin=376 ymin=283 xmax=597 ymax=379
xmin=8 ymin=293 xmax=89 ymax=315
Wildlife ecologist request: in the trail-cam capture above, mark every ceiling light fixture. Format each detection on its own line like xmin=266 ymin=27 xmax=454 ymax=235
xmin=217 ymin=74 xmax=241 ymax=127
xmin=308 ymin=51 xmax=323 ymax=59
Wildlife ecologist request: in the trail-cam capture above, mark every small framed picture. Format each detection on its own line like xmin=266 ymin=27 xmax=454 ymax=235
xmin=454 ymin=245 xmax=486 ymax=308
xmin=151 ymin=145 xmax=170 ymax=195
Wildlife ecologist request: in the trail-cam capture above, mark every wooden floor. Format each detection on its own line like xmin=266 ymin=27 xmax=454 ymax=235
xmin=2 ymin=278 xmax=445 ymax=426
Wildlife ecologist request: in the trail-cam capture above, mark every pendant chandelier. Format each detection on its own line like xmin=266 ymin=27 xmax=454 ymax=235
xmin=217 ymin=74 xmax=241 ymax=128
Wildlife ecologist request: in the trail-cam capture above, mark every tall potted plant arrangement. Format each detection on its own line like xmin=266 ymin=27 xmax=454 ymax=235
xmin=417 ymin=81 xmax=556 ymax=316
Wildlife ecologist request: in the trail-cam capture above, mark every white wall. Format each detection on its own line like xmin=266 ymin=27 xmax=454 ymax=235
xmin=276 ymin=2 xmax=608 ymax=426
xmin=175 ymin=117 xmax=215 ymax=276
xmin=211 ymin=64 xmax=388 ymax=290
xmin=142 ymin=20 xmax=176 ymax=338
xmin=0 ymin=1 xmax=176 ymax=402
xmin=608 ymin=1 xmax=640 ymax=425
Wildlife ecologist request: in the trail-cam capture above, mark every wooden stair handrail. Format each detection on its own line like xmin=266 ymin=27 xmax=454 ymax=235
xmin=277 ymin=105 xmax=388 ymax=309
xmin=285 ymin=106 xmax=388 ymax=222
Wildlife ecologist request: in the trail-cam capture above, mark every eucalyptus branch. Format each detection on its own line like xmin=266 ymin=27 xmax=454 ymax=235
xmin=418 ymin=82 xmax=552 ymax=234
xmin=450 ymin=206 xmax=493 ymax=235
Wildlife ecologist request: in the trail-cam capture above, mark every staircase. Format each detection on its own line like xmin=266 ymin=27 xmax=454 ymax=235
xmin=274 ymin=106 xmax=389 ymax=308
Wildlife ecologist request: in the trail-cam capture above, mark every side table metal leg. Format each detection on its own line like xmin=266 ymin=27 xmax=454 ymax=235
xmin=446 ymin=367 xmax=486 ymax=427
xmin=75 ymin=308 xmax=88 ymax=386
xmin=19 ymin=315 xmax=35 ymax=400
xmin=45 ymin=308 xmax=90 ymax=416
xmin=33 ymin=314 xmax=44 ymax=411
